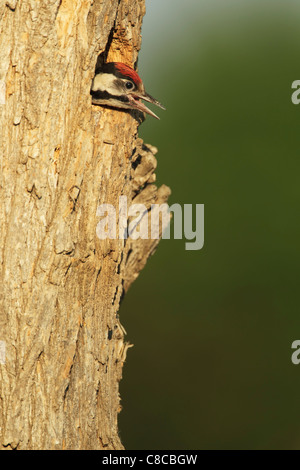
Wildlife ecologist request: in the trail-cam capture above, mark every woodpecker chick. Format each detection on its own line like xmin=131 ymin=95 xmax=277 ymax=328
xmin=91 ymin=62 xmax=165 ymax=120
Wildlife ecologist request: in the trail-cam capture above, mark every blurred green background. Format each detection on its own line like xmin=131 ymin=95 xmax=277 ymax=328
xmin=119 ymin=0 xmax=300 ymax=449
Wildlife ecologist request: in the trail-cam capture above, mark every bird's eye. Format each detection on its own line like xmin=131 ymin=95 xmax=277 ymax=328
xmin=125 ymin=81 xmax=134 ymax=90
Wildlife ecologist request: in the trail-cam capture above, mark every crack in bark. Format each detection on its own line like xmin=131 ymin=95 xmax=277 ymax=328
xmin=5 ymin=0 xmax=18 ymax=12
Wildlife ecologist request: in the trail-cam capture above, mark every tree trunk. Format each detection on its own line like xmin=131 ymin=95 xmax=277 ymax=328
xmin=0 ymin=0 xmax=170 ymax=450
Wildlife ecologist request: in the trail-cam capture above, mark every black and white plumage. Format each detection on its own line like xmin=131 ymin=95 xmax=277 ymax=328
xmin=91 ymin=62 xmax=165 ymax=120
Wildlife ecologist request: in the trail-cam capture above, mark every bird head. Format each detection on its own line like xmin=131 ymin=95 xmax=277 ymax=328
xmin=91 ymin=62 xmax=165 ymax=120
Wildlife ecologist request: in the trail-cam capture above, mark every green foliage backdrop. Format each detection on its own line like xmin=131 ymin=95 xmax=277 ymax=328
xmin=119 ymin=0 xmax=300 ymax=449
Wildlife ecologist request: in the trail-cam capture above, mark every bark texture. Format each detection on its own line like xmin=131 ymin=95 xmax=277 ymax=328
xmin=0 ymin=0 xmax=170 ymax=450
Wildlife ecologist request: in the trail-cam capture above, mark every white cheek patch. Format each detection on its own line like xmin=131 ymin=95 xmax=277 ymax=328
xmin=92 ymin=73 xmax=123 ymax=96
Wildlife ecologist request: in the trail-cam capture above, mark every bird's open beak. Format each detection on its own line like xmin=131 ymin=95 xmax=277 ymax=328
xmin=128 ymin=92 xmax=166 ymax=120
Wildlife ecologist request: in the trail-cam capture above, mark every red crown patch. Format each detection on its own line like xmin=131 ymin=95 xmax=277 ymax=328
xmin=114 ymin=63 xmax=142 ymax=85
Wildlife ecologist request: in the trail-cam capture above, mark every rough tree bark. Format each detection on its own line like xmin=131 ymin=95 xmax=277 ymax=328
xmin=0 ymin=0 xmax=170 ymax=450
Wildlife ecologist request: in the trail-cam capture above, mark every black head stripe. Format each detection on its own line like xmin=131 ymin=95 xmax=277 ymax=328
xmin=91 ymin=89 xmax=130 ymax=104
